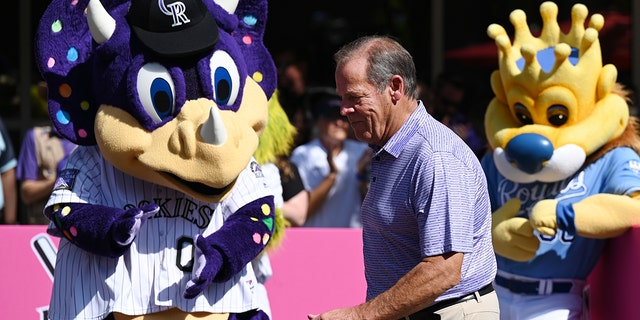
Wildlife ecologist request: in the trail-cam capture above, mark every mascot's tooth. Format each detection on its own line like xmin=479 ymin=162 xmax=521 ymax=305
xmin=200 ymin=106 xmax=228 ymax=146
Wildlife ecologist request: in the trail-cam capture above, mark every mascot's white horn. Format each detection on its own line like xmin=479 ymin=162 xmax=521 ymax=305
xmin=200 ymin=105 xmax=228 ymax=146
xmin=214 ymin=0 xmax=239 ymax=14
xmin=87 ymin=0 xmax=116 ymax=44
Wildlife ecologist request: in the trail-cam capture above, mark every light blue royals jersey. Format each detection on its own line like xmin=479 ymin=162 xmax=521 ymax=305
xmin=482 ymin=147 xmax=640 ymax=279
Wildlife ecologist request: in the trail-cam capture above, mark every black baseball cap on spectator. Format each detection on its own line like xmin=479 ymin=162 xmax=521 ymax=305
xmin=127 ymin=0 xmax=219 ymax=58
xmin=311 ymin=96 xmax=345 ymax=121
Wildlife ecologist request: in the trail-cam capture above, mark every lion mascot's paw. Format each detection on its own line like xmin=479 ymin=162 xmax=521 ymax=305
xmin=492 ymin=198 xmax=539 ymax=261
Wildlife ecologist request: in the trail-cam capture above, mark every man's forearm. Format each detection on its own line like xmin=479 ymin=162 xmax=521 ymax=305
xmin=355 ymin=252 xmax=463 ymax=319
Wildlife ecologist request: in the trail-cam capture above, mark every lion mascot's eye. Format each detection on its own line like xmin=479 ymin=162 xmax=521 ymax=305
xmin=514 ymin=103 xmax=533 ymax=125
xmin=547 ymin=104 xmax=569 ymax=126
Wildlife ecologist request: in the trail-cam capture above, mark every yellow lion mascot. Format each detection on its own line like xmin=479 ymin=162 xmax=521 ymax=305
xmin=481 ymin=2 xmax=640 ymax=319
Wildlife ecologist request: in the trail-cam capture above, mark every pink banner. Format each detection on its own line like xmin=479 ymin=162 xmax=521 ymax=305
xmin=0 ymin=225 xmax=57 ymax=320
xmin=0 ymin=226 xmax=365 ymax=319
xmin=1 ymin=225 xmax=638 ymax=319
xmin=266 ymin=228 xmax=366 ymax=318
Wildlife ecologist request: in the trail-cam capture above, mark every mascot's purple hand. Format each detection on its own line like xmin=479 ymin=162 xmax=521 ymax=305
xmin=113 ymin=203 xmax=160 ymax=246
xmin=183 ymin=195 xmax=275 ymax=299
xmin=184 ymin=234 xmax=224 ymax=299
xmin=529 ymin=199 xmax=560 ymax=237
xmin=46 ymin=202 xmax=160 ymax=258
xmin=492 ymin=198 xmax=540 ymax=262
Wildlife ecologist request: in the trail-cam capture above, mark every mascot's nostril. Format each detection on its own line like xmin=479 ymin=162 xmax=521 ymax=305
xmin=505 ymin=133 xmax=554 ymax=174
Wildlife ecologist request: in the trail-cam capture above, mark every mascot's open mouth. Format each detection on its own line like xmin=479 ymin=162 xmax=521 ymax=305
xmin=163 ymin=172 xmax=231 ymax=196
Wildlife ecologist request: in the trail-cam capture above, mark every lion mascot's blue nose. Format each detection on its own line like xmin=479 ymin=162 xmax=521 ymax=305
xmin=504 ymin=133 xmax=554 ymax=174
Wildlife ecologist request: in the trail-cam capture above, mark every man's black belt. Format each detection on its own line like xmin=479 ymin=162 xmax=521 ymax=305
xmin=404 ymin=283 xmax=494 ymax=320
xmin=494 ymin=274 xmax=573 ymax=295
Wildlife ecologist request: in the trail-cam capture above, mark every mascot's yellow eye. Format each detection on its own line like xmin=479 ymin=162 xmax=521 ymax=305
xmin=547 ymin=104 xmax=569 ymax=126
xmin=514 ymin=103 xmax=533 ymax=125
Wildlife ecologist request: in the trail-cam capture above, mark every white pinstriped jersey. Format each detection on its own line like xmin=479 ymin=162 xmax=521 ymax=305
xmin=249 ymin=162 xmax=283 ymax=318
xmin=45 ymin=146 xmax=272 ymax=320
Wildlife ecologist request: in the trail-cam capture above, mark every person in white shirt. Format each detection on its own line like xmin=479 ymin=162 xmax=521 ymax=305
xmin=290 ymin=90 xmax=370 ymax=228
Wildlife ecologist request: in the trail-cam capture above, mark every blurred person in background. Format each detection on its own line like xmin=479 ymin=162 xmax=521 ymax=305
xmin=429 ymin=72 xmax=486 ymax=158
xmin=16 ymin=81 xmax=77 ymax=224
xmin=16 ymin=124 xmax=76 ymax=224
xmin=0 ymin=117 xmax=17 ymax=224
xmin=290 ymin=89 xmax=370 ymax=228
xmin=275 ymin=50 xmax=314 ymax=148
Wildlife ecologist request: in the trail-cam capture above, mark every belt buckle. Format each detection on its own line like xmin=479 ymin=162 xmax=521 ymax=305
xmin=536 ymin=279 xmax=575 ymax=295
xmin=538 ymin=279 xmax=552 ymax=295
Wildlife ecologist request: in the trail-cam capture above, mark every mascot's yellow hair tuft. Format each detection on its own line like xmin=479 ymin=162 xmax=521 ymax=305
xmin=255 ymin=89 xmax=298 ymax=250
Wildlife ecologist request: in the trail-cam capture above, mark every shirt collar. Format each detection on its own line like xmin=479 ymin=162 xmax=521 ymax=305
xmin=377 ymin=101 xmax=428 ymax=158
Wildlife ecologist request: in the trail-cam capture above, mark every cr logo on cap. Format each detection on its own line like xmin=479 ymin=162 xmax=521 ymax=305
xmin=159 ymin=0 xmax=191 ymax=27
xmin=127 ymin=0 xmax=220 ymax=57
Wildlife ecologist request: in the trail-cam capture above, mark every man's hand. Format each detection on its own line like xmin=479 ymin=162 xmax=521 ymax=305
xmin=308 ymin=307 xmax=360 ymax=320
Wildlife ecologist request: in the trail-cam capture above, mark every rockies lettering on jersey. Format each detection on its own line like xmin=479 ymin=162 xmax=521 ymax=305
xmin=45 ymin=146 xmax=270 ymax=319
xmin=124 ymin=197 xmax=214 ymax=229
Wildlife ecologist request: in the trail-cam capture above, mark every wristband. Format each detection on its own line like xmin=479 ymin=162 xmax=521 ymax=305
xmin=556 ymin=201 xmax=576 ymax=236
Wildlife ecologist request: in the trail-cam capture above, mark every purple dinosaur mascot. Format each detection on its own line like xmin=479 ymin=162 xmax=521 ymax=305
xmin=35 ymin=0 xmax=278 ymax=319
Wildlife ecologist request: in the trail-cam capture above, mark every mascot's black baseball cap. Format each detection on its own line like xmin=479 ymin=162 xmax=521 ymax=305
xmin=127 ymin=0 xmax=219 ymax=58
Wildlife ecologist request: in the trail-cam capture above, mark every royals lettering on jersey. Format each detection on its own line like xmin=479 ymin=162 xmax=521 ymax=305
xmin=497 ymin=177 xmax=570 ymax=218
xmin=482 ymin=147 xmax=640 ymax=279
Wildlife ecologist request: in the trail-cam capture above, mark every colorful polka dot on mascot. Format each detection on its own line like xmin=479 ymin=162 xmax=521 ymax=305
xmin=482 ymin=2 xmax=640 ymax=319
xmin=35 ymin=0 xmax=281 ymax=319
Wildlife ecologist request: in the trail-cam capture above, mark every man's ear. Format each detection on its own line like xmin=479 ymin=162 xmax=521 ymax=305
xmin=389 ymin=75 xmax=404 ymax=98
